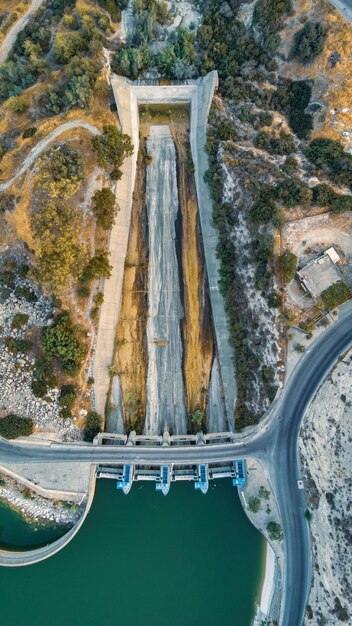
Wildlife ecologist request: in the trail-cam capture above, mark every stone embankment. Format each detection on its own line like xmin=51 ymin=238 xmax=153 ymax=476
xmin=0 ymin=276 xmax=81 ymax=440
xmin=0 ymin=474 xmax=83 ymax=526
xmin=300 ymin=351 xmax=352 ymax=625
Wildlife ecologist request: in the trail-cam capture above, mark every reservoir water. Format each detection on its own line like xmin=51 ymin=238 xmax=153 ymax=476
xmin=0 ymin=479 xmax=264 ymax=626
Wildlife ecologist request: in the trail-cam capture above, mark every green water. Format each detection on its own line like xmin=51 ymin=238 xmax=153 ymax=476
xmin=0 ymin=479 xmax=264 ymax=626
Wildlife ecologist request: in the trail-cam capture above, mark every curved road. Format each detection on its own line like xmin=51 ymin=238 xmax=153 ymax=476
xmin=0 ymin=120 xmax=100 ymax=192
xmin=0 ymin=0 xmax=45 ymax=66
xmin=0 ymin=313 xmax=351 ymax=623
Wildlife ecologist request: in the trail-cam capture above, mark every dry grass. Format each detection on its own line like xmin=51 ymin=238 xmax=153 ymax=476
xmin=277 ymin=0 xmax=352 ymax=143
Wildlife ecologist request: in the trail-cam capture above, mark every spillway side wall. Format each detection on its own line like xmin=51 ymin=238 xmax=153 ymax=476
xmin=190 ymin=71 xmax=236 ymax=428
xmin=94 ymin=78 xmax=140 ymax=417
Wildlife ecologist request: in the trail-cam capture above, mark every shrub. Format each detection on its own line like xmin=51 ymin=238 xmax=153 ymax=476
xmin=273 ymin=80 xmax=313 ymax=139
xmin=277 ymin=250 xmax=297 ymax=282
xmin=5 ymin=337 xmax=32 ymax=354
xmin=248 ymin=496 xmax=261 ymax=512
xmin=83 ymin=410 xmax=102 ymax=441
xmin=281 ymin=155 xmax=298 ymax=175
xmin=251 ymin=188 xmax=278 ymax=224
xmin=92 ymin=188 xmax=117 ymax=230
xmin=275 ymin=177 xmax=312 ymax=208
xmin=266 ymin=521 xmax=283 ymax=541
xmin=59 ymin=384 xmax=76 ymax=409
xmin=253 ymin=0 xmax=292 ymax=53
xmin=82 ymin=250 xmax=112 ymax=280
xmin=0 ymin=193 xmax=15 ymax=213
xmin=92 ymin=125 xmax=133 ymax=180
xmin=11 ymin=313 xmax=29 ymax=330
xmin=77 ymin=285 xmax=90 ymax=298
xmin=37 ymin=144 xmax=84 ymax=199
xmin=41 ymin=311 xmax=86 ymax=376
xmin=255 ymin=129 xmax=296 ymax=155
xmin=32 ymin=200 xmax=86 ymax=292
xmin=14 ymin=286 xmax=38 ymax=302
xmin=320 ymin=281 xmax=351 ymax=311
xmin=306 ymin=138 xmax=352 ymax=189
xmin=291 ymin=21 xmax=327 ymax=63
xmin=0 ymin=414 xmax=33 ymax=439
xmin=93 ymin=292 xmax=104 ymax=306
xmin=10 ymin=96 xmax=28 ymax=113
xmin=23 ymin=127 xmax=37 ymax=138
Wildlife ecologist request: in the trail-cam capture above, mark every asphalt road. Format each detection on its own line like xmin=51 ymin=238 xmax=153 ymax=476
xmin=328 ymin=0 xmax=352 ymax=24
xmin=1 ymin=310 xmax=352 ymax=625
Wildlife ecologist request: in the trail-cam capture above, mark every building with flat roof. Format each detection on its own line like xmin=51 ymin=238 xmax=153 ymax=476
xmin=297 ymin=248 xmax=343 ymax=297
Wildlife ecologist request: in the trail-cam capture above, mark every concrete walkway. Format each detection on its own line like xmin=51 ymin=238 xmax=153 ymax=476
xmin=93 ymin=78 xmax=139 ymax=416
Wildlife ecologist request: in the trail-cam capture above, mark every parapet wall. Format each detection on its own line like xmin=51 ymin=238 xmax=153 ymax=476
xmin=96 ymin=72 xmax=236 ymax=426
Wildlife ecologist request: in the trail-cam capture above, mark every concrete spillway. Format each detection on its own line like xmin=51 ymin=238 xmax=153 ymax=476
xmin=144 ymin=126 xmax=187 ymax=435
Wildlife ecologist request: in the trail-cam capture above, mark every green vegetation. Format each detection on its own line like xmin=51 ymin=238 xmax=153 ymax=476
xmin=92 ymin=126 xmax=134 ymax=180
xmin=98 ymin=0 xmax=128 ymax=22
xmin=59 ymin=384 xmax=77 ymax=418
xmin=253 ymin=0 xmax=292 ymax=54
xmin=291 ymin=22 xmax=327 ymax=63
xmin=275 ymin=178 xmax=312 ymax=208
xmin=14 ymin=285 xmax=38 ymax=302
xmin=273 ymin=80 xmax=313 ymax=139
xmin=5 ymin=337 xmax=32 ymax=354
xmin=0 ymin=414 xmax=33 ymax=439
xmin=82 ymin=250 xmax=112 ymax=281
xmin=250 ymin=187 xmax=278 ymax=224
xmin=92 ymin=188 xmax=118 ymax=230
xmin=83 ymin=410 xmax=102 ymax=441
xmin=312 ymin=184 xmax=352 ymax=213
xmin=248 ymin=496 xmax=261 ymax=513
xmin=11 ymin=313 xmax=29 ymax=330
xmin=266 ymin=521 xmax=283 ymax=541
xmin=277 ymin=250 xmax=297 ymax=283
xmin=259 ymin=486 xmax=270 ymax=500
xmin=32 ymin=200 xmax=87 ymax=293
xmin=255 ymin=130 xmax=295 ymax=155
xmin=320 ymin=281 xmax=351 ymax=311
xmin=41 ymin=311 xmax=87 ymax=376
xmin=37 ymin=145 xmax=84 ymax=200
xmin=31 ymin=357 xmax=57 ymax=398
xmin=306 ymin=138 xmax=352 ymax=189
xmin=190 ymin=409 xmax=204 ymax=433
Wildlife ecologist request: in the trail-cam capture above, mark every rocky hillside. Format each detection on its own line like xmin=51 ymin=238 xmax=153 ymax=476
xmin=300 ymin=351 xmax=352 ymax=625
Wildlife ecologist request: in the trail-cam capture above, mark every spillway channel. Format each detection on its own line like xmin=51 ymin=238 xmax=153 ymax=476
xmin=144 ymin=125 xmax=187 ymax=435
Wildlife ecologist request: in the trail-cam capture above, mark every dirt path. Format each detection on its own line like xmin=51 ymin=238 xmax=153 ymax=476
xmin=0 ymin=0 xmax=45 ymax=66
xmin=0 ymin=120 xmax=100 ymax=192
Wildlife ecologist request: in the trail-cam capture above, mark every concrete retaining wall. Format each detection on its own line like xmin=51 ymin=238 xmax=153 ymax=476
xmin=0 ymin=467 xmax=96 ymax=567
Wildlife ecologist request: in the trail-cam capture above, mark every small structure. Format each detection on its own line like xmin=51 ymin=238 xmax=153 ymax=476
xmin=155 ymin=465 xmax=171 ymax=495
xmin=116 ymin=464 xmax=134 ymax=494
xmin=194 ymin=464 xmax=209 ymax=494
xmin=297 ymin=247 xmax=343 ymax=297
xmin=233 ymin=460 xmax=246 ymax=488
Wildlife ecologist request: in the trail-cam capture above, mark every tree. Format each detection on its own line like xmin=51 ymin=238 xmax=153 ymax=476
xmin=41 ymin=311 xmax=87 ymax=376
xmin=64 ymin=75 xmax=93 ymax=110
xmin=275 ymin=178 xmax=312 ymax=208
xmin=305 ymin=137 xmax=345 ymax=169
xmin=292 ymin=22 xmax=327 ymax=63
xmin=92 ymin=126 xmax=134 ymax=179
xmin=92 ymin=188 xmax=118 ymax=230
xmin=266 ymin=521 xmax=283 ymax=541
xmin=248 ymin=496 xmax=261 ymax=513
xmin=37 ymin=144 xmax=84 ymax=199
xmin=83 ymin=250 xmax=112 ymax=280
xmin=83 ymin=411 xmax=102 ymax=441
xmin=251 ymin=189 xmax=278 ymax=224
xmin=0 ymin=415 xmax=33 ymax=439
xmin=277 ymin=250 xmax=297 ymax=283
xmin=320 ymin=281 xmax=351 ymax=311
xmin=32 ymin=200 xmax=87 ymax=292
